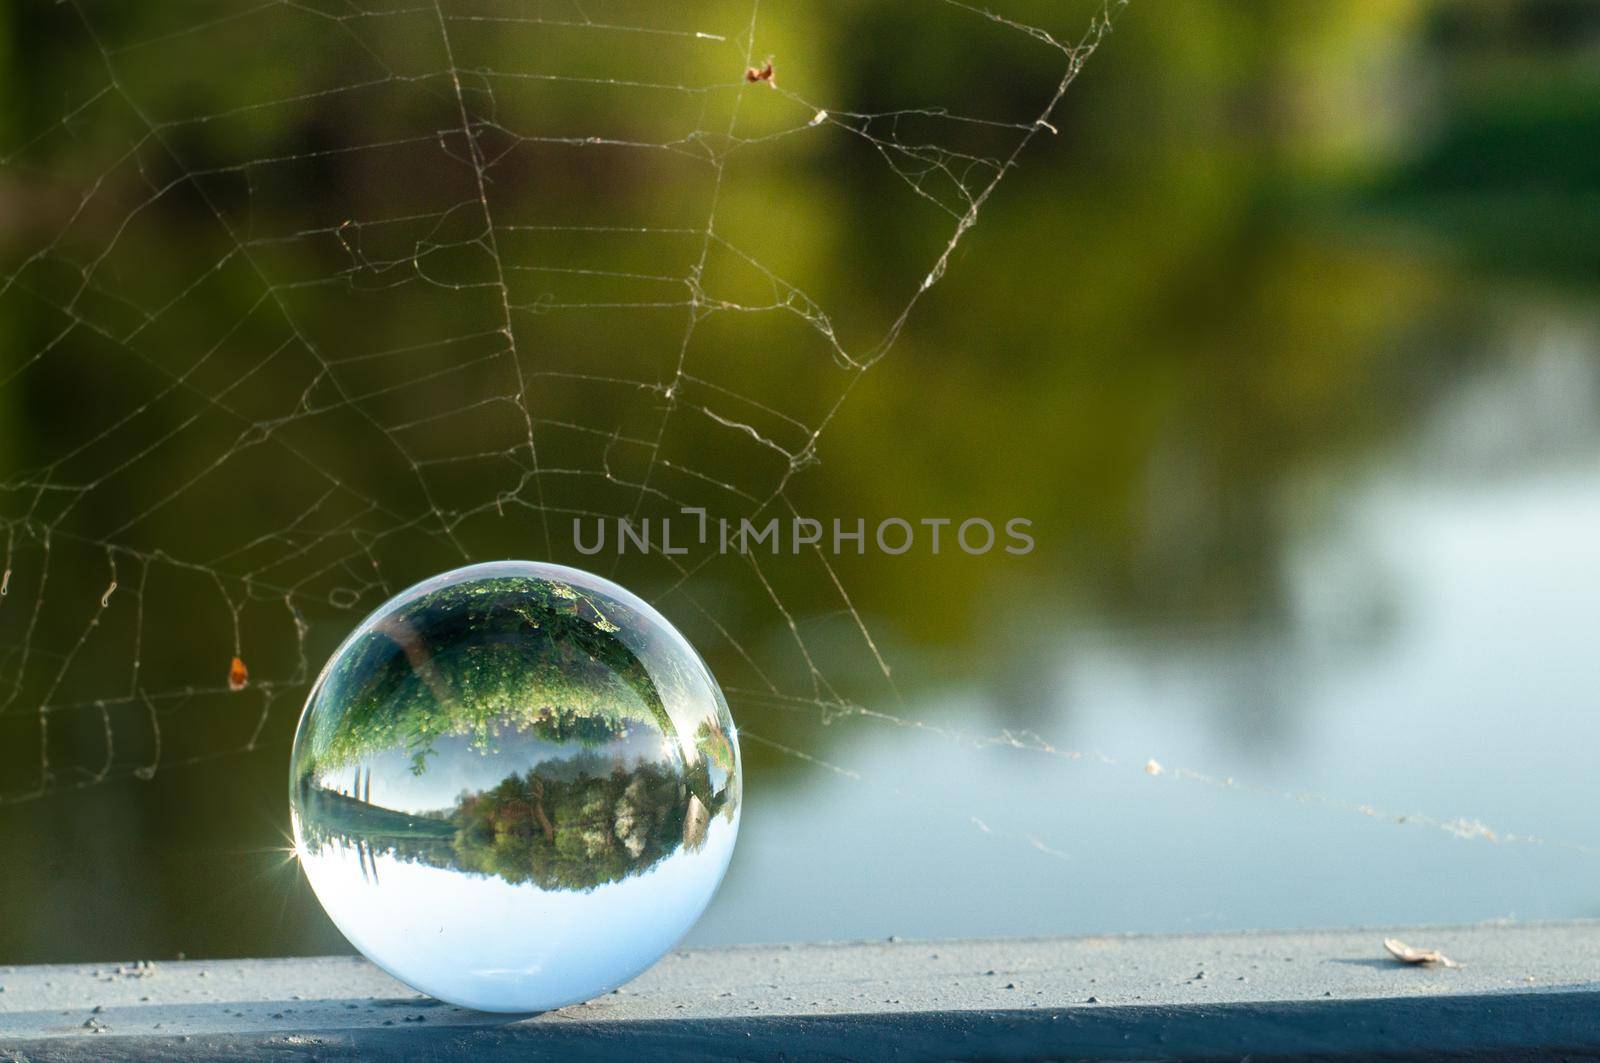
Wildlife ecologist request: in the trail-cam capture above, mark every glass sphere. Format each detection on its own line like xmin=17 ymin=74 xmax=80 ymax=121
xmin=289 ymin=561 xmax=741 ymax=1013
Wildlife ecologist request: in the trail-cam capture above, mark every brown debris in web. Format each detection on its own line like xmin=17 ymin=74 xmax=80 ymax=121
xmin=744 ymin=56 xmax=774 ymax=86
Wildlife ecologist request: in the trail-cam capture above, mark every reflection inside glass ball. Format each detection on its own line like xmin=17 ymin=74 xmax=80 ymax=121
xmin=289 ymin=561 xmax=740 ymax=1013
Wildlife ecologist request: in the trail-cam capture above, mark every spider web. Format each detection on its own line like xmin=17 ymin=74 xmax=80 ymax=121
xmin=4 ymin=0 xmax=1584 ymax=886
xmin=0 ymin=0 xmax=1123 ymax=810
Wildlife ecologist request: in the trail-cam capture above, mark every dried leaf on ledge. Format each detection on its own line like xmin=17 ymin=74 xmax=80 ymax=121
xmin=1383 ymin=938 xmax=1459 ymax=968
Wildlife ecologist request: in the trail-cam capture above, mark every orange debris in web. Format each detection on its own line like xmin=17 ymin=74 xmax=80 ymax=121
xmin=228 ymin=656 xmax=249 ymax=692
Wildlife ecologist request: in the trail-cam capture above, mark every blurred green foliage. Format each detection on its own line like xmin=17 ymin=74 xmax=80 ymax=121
xmin=1 ymin=0 xmax=1597 ymax=961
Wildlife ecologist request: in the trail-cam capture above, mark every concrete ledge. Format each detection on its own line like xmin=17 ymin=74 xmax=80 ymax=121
xmin=4 ymin=922 xmax=1599 ymax=1060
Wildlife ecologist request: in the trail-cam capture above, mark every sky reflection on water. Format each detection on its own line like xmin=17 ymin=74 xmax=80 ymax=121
xmin=696 ymin=304 xmax=1600 ymax=944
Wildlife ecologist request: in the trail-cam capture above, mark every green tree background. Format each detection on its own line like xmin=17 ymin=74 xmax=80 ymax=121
xmin=1 ymin=0 xmax=1597 ymax=960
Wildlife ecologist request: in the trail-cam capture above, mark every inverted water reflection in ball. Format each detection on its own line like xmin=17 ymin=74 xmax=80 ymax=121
xmin=289 ymin=561 xmax=740 ymax=1013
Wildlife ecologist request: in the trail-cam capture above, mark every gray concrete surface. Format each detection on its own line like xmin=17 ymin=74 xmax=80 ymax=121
xmin=3 ymin=922 xmax=1599 ymax=1060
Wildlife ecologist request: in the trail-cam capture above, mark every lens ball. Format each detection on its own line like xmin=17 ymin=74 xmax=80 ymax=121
xmin=290 ymin=561 xmax=740 ymax=1012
